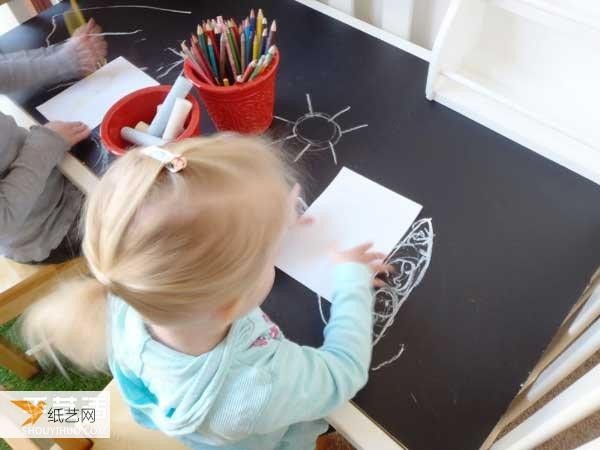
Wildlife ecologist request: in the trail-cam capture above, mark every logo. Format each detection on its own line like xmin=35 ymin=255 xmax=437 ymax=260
xmin=10 ymin=400 xmax=46 ymax=426
xmin=1 ymin=391 xmax=110 ymax=438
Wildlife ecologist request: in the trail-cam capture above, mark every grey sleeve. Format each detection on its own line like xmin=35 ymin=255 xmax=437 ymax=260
xmin=0 ymin=43 xmax=81 ymax=92
xmin=0 ymin=116 xmax=69 ymax=232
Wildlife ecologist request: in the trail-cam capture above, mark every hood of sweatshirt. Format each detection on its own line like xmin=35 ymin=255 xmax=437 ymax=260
xmin=108 ymin=296 xmax=272 ymax=437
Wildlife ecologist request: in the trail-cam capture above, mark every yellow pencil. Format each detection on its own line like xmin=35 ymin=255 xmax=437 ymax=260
xmin=252 ymin=33 xmax=260 ymax=60
xmin=256 ymin=9 xmax=264 ymax=41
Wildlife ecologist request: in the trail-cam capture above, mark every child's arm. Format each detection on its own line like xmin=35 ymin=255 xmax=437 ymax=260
xmin=0 ymin=43 xmax=80 ymax=92
xmin=0 ymin=21 xmax=107 ymax=92
xmin=252 ymin=260 xmax=378 ymax=434
xmin=0 ymin=114 xmax=88 ymax=233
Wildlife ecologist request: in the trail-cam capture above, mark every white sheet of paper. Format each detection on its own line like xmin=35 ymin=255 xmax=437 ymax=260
xmin=37 ymin=57 xmax=158 ymax=129
xmin=276 ymin=167 xmax=423 ymax=301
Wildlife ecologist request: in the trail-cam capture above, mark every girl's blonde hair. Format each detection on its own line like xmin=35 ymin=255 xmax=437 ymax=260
xmin=21 ymin=135 xmax=293 ymax=373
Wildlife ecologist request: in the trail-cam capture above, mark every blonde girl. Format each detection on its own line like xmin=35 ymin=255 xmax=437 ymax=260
xmin=22 ymin=135 xmax=390 ymax=450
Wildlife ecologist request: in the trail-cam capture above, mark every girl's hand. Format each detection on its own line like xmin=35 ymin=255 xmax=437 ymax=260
xmin=44 ymin=121 xmax=91 ymax=147
xmin=331 ymin=242 xmax=394 ymax=288
xmin=69 ymin=19 xmax=108 ymax=76
xmin=288 ymin=183 xmax=314 ymax=227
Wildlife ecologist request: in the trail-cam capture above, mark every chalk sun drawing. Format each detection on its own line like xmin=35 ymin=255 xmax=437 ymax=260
xmin=274 ymin=93 xmax=368 ymax=165
xmin=316 ymin=218 xmax=434 ymax=370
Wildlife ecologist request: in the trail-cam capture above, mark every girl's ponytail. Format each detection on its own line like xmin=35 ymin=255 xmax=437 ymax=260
xmin=20 ymin=275 xmax=108 ymax=374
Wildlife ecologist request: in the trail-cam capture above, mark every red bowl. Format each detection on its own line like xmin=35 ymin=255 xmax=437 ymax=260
xmin=100 ymin=85 xmax=201 ymax=155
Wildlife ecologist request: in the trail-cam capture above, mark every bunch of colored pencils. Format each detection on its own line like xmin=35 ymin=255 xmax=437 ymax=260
xmin=181 ymin=9 xmax=278 ymax=87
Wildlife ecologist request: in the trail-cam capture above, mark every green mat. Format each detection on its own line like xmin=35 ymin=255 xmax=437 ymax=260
xmin=0 ymin=319 xmax=111 ymax=449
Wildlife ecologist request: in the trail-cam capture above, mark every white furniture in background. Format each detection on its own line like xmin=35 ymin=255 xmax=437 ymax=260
xmin=570 ymin=285 xmax=600 ymax=337
xmin=426 ymin=0 xmax=600 ymax=185
xmin=490 ymin=362 xmax=600 ymax=450
xmin=317 ymin=0 xmax=415 ymax=40
xmin=480 ymin=276 xmax=600 ymax=449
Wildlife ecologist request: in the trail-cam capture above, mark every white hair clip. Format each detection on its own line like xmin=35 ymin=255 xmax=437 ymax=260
xmin=141 ymin=146 xmax=187 ymax=173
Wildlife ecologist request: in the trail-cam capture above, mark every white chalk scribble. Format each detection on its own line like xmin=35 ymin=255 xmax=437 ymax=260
xmin=156 ymin=59 xmax=183 ymax=80
xmin=46 ymin=5 xmax=191 ymax=46
xmin=89 ymin=30 xmax=143 ymax=37
xmin=371 ymin=344 xmax=405 ymax=371
xmin=274 ymin=93 xmax=368 ymax=165
xmin=47 ymin=80 xmax=76 ymax=92
xmin=316 ymin=218 xmax=434 ymax=370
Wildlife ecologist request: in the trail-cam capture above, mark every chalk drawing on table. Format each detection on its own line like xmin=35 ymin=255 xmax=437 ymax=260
xmin=316 ymin=218 xmax=434 ymax=370
xmin=156 ymin=48 xmax=184 ymax=80
xmin=47 ymin=80 xmax=76 ymax=92
xmin=45 ymin=4 xmax=191 ymax=46
xmin=274 ymin=93 xmax=368 ymax=165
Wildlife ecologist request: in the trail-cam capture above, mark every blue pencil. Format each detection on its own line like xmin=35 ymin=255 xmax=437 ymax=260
xmin=207 ymin=39 xmax=219 ymax=78
xmin=246 ymin=29 xmax=253 ymax=66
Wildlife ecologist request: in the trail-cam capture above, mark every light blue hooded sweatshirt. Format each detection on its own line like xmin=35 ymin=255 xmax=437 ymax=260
xmin=108 ymin=262 xmax=374 ymax=450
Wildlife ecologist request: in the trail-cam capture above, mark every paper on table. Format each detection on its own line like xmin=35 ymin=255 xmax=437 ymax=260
xmin=275 ymin=167 xmax=422 ymax=301
xmin=37 ymin=57 xmax=158 ymax=129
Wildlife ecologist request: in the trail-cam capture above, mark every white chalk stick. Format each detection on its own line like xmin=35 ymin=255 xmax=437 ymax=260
xmin=135 ymin=121 xmax=150 ymax=131
xmin=147 ymin=76 xmax=193 ymax=137
xmin=162 ymin=98 xmax=192 ymax=140
xmin=121 ymin=127 xmax=167 ymax=147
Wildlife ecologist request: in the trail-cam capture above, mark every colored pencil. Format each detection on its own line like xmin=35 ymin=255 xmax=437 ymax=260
xmin=252 ymin=33 xmax=259 ymax=61
xmin=230 ymin=19 xmax=240 ymax=44
xmin=224 ymin=31 xmax=238 ymax=78
xmin=206 ymin=25 xmax=219 ymax=62
xmin=190 ymin=36 xmax=216 ymax=82
xmin=182 ymin=45 xmax=212 ymax=85
xmin=249 ymin=55 xmax=265 ymax=81
xmin=257 ymin=9 xmax=264 ymax=42
xmin=219 ymin=32 xmax=226 ymax=82
xmin=225 ymin=25 xmax=241 ymax=74
xmin=196 ymin=28 xmax=209 ymax=60
xmin=260 ymin=28 xmax=268 ymax=57
xmin=240 ymin=60 xmax=257 ymax=83
xmin=266 ymin=20 xmax=276 ymax=50
xmin=240 ymin=32 xmax=247 ymax=72
xmin=228 ymin=23 xmax=241 ymax=67
xmin=182 ymin=9 xmax=277 ymax=87
xmin=207 ymin=39 xmax=219 ymax=78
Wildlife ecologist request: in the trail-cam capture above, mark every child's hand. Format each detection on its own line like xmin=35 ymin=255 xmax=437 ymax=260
xmin=69 ymin=19 xmax=108 ymax=76
xmin=288 ymin=183 xmax=314 ymax=227
xmin=331 ymin=242 xmax=394 ymax=288
xmin=44 ymin=121 xmax=91 ymax=147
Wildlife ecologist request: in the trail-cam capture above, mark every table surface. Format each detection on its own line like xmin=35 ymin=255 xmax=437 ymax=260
xmin=3 ymin=1 xmax=600 ymax=449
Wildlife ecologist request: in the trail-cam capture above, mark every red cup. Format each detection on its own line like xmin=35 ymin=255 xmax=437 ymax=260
xmin=100 ymin=85 xmax=201 ymax=156
xmin=184 ymin=52 xmax=280 ymax=134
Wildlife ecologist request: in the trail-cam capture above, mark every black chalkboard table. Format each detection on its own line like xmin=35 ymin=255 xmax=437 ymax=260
xmin=2 ymin=1 xmax=600 ymax=449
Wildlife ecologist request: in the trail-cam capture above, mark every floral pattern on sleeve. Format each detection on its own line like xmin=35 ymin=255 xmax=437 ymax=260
xmin=250 ymin=313 xmax=283 ymax=348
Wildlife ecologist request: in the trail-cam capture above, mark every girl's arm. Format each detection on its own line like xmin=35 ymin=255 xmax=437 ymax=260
xmin=253 ymin=262 xmax=375 ymax=433
xmin=0 ymin=113 xmax=69 ymax=233
xmin=0 ymin=43 xmax=80 ymax=92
